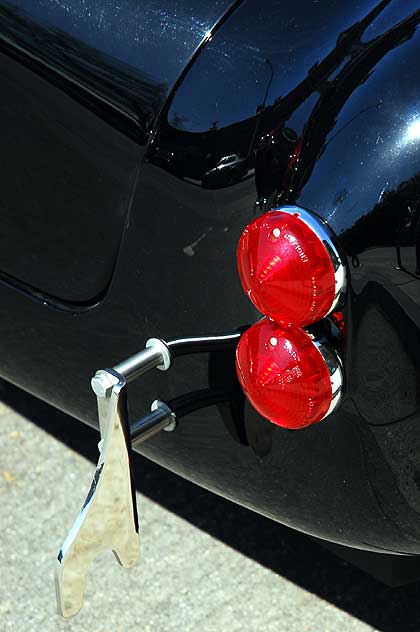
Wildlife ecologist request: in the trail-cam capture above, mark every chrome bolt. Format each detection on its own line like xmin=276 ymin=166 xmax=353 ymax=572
xmin=90 ymin=371 xmax=119 ymax=398
xmin=151 ymin=399 xmax=177 ymax=431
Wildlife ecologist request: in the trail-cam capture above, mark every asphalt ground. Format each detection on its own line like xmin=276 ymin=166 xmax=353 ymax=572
xmin=1 ymin=381 xmax=420 ymax=632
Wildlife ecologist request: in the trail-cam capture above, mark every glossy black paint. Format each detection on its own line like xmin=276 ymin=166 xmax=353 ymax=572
xmin=2 ymin=0 xmax=420 ymax=555
xmin=0 ymin=0 xmax=233 ymax=303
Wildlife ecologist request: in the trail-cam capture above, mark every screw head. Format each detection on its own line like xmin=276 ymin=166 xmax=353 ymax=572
xmin=91 ymin=372 xmax=119 ymax=398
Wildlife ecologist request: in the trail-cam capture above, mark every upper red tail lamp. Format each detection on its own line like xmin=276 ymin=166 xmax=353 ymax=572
xmin=236 ymin=318 xmax=343 ymax=429
xmin=237 ymin=206 xmax=346 ymax=327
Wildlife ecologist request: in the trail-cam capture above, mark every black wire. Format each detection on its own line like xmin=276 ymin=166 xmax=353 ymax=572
xmin=167 ymin=388 xmax=230 ymax=418
xmin=166 ymin=330 xmax=244 ymax=358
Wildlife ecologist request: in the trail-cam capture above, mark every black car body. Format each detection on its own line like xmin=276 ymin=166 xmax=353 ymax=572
xmin=2 ymin=0 xmax=420 ymax=564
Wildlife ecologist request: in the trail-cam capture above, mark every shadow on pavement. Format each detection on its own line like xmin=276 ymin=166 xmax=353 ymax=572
xmin=2 ymin=379 xmax=419 ymax=632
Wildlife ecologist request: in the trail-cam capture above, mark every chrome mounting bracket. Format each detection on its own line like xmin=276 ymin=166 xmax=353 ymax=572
xmin=55 ymin=332 xmax=242 ymax=618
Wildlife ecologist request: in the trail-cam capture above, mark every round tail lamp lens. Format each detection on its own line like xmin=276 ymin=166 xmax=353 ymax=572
xmin=237 ymin=208 xmax=343 ymax=327
xmin=236 ymin=318 xmax=342 ymax=430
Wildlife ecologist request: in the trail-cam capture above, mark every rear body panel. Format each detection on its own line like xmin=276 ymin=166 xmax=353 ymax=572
xmin=1 ymin=0 xmax=420 ymax=555
xmin=0 ymin=0 xmax=233 ymax=303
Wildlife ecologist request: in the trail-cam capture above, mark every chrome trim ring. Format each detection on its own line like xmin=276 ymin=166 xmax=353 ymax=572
xmin=313 ymin=336 xmax=344 ymax=419
xmin=271 ymin=205 xmax=347 ymax=317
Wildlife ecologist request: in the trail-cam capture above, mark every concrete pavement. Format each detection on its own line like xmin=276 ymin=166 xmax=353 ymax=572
xmin=0 ymin=383 xmax=418 ymax=631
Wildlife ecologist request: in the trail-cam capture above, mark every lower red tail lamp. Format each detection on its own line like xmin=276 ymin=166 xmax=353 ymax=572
xmin=236 ymin=318 xmax=343 ymax=429
xmin=237 ymin=206 xmax=346 ymax=327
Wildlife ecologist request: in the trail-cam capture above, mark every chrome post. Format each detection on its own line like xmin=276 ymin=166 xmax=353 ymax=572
xmin=113 ymin=338 xmax=171 ymax=381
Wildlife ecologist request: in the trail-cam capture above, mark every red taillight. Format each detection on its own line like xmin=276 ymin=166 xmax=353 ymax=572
xmin=237 ymin=208 xmax=344 ymax=327
xmin=236 ymin=318 xmax=342 ymax=429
